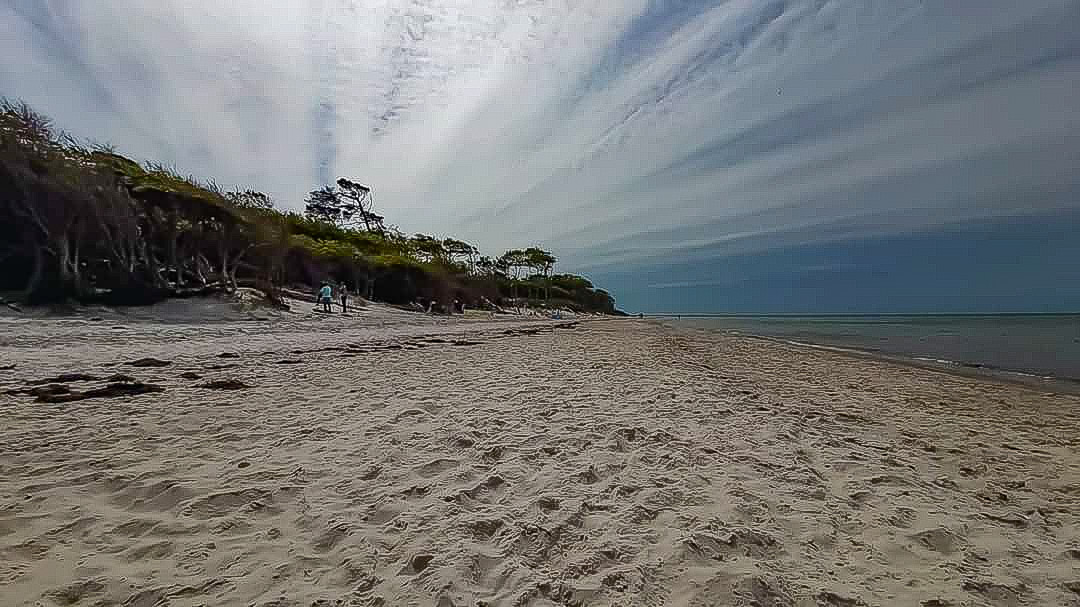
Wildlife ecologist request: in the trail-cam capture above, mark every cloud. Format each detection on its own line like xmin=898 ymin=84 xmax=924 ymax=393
xmin=3 ymin=0 xmax=1078 ymax=276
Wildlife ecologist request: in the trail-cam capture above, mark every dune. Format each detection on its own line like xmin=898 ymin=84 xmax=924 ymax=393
xmin=1 ymin=303 xmax=1078 ymax=606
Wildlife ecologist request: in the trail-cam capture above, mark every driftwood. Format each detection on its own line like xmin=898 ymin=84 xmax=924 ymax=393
xmin=0 ymin=296 xmax=22 ymax=312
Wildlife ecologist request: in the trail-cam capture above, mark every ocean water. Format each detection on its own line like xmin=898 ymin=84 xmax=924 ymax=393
xmin=664 ymin=314 xmax=1080 ymax=382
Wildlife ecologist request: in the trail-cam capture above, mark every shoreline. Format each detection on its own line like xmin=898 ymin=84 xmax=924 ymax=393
xmin=750 ymin=332 xmax=1080 ymax=397
xmin=650 ymin=318 xmax=1080 ymax=397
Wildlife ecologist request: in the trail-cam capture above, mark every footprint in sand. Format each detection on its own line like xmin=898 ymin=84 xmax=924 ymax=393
xmin=683 ymin=526 xmax=782 ymax=561
xmin=449 ymin=435 xmax=477 ymax=449
xmin=122 ymin=539 xmax=175 ymax=561
xmin=479 ymin=445 xmax=505 ymax=462
xmin=463 ymin=518 xmax=505 ymax=540
xmin=688 ymin=574 xmax=794 ymax=607
xmin=444 ymin=475 xmax=506 ymax=504
xmin=909 ymin=528 xmax=964 ymax=555
xmin=961 ymin=580 xmax=1027 ymax=606
xmin=37 ymin=381 xmax=164 ymax=403
xmin=27 ymin=372 xmax=100 ymax=385
xmin=106 ymin=518 xmax=160 ymax=539
xmin=179 ymin=488 xmax=274 ymax=519
xmin=312 ymin=521 xmax=355 ymax=552
xmin=887 ymin=507 xmax=918 ymax=529
xmin=536 ymin=497 xmax=561 ymax=514
xmin=575 ymin=465 xmax=602 ymax=484
xmin=402 ymin=553 xmax=434 ymax=575
xmin=47 ymin=578 xmax=108 ymax=605
xmin=126 ymin=358 xmax=171 ymax=368
xmin=195 ymin=379 xmax=251 ymax=391
xmin=413 ymin=458 xmax=460 ymax=478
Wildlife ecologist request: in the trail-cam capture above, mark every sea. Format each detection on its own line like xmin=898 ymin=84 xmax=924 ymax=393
xmin=662 ymin=314 xmax=1080 ymax=384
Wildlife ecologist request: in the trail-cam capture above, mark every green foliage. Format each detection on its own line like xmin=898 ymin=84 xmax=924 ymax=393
xmin=227 ymin=189 xmax=274 ymax=210
xmin=550 ymin=274 xmax=594 ymax=291
xmin=304 ymin=186 xmax=342 ymax=224
xmin=304 ymin=177 xmax=384 ymax=232
xmin=0 ymin=99 xmax=619 ymax=313
xmin=290 ymin=235 xmax=360 ymax=262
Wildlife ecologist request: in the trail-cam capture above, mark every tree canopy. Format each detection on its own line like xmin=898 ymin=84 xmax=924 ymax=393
xmin=304 ymin=178 xmax=384 ymax=233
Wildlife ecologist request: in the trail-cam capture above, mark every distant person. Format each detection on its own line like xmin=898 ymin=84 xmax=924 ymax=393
xmin=318 ymin=283 xmax=332 ymax=313
xmin=339 ymin=283 xmax=349 ymax=313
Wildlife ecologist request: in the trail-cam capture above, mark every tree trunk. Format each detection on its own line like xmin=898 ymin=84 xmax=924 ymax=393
xmin=218 ymin=243 xmax=230 ymax=288
xmin=22 ymin=245 xmax=45 ymax=300
xmin=195 ymin=254 xmax=210 ymax=286
xmin=70 ymin=237 xmax=86 ymax=297
xmin=56 ymin=236 xmax=83 ymax=297
xmin=169 ymin=234 xmax=182 ymax=287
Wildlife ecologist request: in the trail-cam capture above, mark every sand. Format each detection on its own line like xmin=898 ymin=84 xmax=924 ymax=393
xmin=2 ymin=302 xmax=1079 ymax=606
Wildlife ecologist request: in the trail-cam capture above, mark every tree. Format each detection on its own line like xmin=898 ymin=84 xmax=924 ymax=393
xmin=498 ymin=249 xmax=533 ymax=306
xmin=523 ymin=247 xmax=556 ymax=302
xmin=226 ymin=189 xmax=274 ymax=210
xmin=475 ymin=256 xmax=497 ymax=276
xmin=410 ymin=234 xmax=447 ymax=263
xmin=336 ymin=178 xmax=384 ymax=233
xmin=0 ymin=100 xmax=104 ymax=299
xmin=304 ymin=185 xmax=344 ymax=225
xmin=443 ymin=238 xmax=478 ymax=272
xmin=304 ymin=178 xmax=384 ymax=232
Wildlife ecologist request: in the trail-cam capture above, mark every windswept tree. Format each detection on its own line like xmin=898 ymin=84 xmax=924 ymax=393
xmin=497 ymin=249 xmax=531 ymax=305
xmin=475 ymin=256 xmax=497 ymax=276
xmin=304 ymin=185 xmax=343 ymax=224
xmin=336 ymin=178 xmax=384 ymax=233
xmin=443 ymin=238 xmax=478 ymax=272
xmin=410 ymin=234 xmax=447 ymax=263
xmin=0 ymin=100 xmax=122 ymax=299
xmin=523 ymin=247 xmax=557 ymax=301
xmin=497 ymin=249 xmax=526 ymax=279
xmin=303 ymin=177 xmax=384 ymax=232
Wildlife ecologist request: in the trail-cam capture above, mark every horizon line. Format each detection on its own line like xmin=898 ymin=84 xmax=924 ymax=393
xmin=639 ymin=312 xmax=1080 ymax=318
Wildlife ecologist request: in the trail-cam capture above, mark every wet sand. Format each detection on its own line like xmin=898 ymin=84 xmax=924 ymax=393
xmin=2 ymin=304 xmax=1079 ymax=606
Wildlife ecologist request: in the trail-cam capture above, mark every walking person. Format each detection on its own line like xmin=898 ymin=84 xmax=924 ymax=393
xmin=340 ymin=283 xmax=349 ymax=313
xmin=318 ymin=282 xmax=332 ymax=313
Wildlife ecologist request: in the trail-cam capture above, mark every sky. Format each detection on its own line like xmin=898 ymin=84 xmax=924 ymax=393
xmin=3 ymin=0 xmax=1079 ymax=313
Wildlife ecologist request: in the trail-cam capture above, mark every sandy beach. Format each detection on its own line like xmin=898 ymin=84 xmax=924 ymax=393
xmin=2 ymin=302 xmax=1079 ymax=606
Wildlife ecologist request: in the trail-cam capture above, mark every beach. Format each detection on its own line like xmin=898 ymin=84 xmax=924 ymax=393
xmin=2 ymin=303 xmax=1079 ymax=606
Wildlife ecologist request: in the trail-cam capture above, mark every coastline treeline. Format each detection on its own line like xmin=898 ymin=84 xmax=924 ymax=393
xmin=0 ymin=100 xmax=619 ymax=314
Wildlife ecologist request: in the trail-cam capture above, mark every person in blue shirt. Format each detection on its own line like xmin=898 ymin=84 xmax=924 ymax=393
xmin=318 ymin=283 xmax=332 ymax=313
